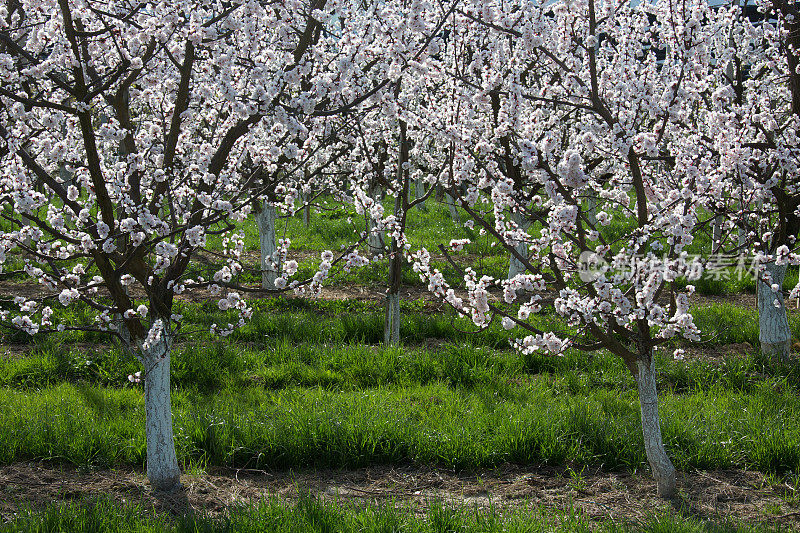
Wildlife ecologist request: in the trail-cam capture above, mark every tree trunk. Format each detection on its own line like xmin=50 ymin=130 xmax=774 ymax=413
xmin=736 ymin=201 xmax=747 ymax=250
xmin=20 ymin=214 xmax=33 ymax=248
xmin=384 ymin=292 xmax=400 ymax=345
xmin=508 ymin=212 xmax=532 ymax=279
xmin=583 ymin=194 xmax=597 ymax=227
xmin=712 ymin=214 xmax=723 ymax=254
xmin=435 ymin=184 xmax=445 ymax=202
xmin=142 ymin=331 xmax=181 ymax=492
xmin=757 ymin=261 xmax=792 ymax=361
xmin=384 ymin=105 xmax=408 ymax=346
xmin=634 ymin=353 xmax=676 ymax=499
xmin=384 ymin=231 xmax=403 ymax=345
xmin=256 ymin=202 xmax=278 ymax=290
xmin=368 ymin=218 xmax=386 ymax=257
xmin=302 ymin=169 xmax=312 ymax=227
xmin=302 ymin=196 xmax=311 ymax=227
xmin=367 ymin=183 xmax=386 ymax=257
xmin=414 ymin=179 xmax=427 ymax=211
xmin=445 ymin=193 xmax=460 ymax=223
xmin=59 ymin=164 xmax=73 ymax=223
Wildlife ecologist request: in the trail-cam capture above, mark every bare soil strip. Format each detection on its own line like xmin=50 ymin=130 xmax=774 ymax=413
xmin=1 ymin=462 xmax=799 ymax=529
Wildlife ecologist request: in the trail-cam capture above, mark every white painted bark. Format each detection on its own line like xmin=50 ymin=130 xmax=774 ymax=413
xmin=508 ymin=212 xmax=532 ymax=279
xmin=712 ymin=214 xmax=723 ymax=254
xmin=738 ymin=202 xmax=747 ymax=250
xmin=142 ymin=331 xmax=181 ymax=491
xmin=384 ymin=292 xmax=400 ymax=345
xmin=414 ymin=179 xmax=427 ymax=211
xmin=635 ymin=354 xmax=677 ymax=499
xmin=256 ymin=202 xmax=279 ymax=290
xmin=302 ymin=196 xmax=311 ymax=227
xmin=368 ymin=218 xmax=386 ymax=257
xmin=445 ymin=193 xmax=460 ymax=223
xmin=302 ymin=169 xmax=312 ymax=227
xmin=757 ymin=261 xmax=791 ymax=361
xmin=19 ymin=214 xmax=32 ymax=248
xmin=367 ymin=184 xmax=386 ymax=257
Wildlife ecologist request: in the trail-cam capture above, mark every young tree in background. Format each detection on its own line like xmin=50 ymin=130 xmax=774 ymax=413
xmin=705 ymin=0 xmax=800 ymax=361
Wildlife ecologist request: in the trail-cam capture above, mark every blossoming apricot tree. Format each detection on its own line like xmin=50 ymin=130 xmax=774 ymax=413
xmin=0 ymin=0 xmax=424 ymax=490
xmin=407 ymin=0 xmax=767 ymax=498
xmin=701 ymin=0 xmax=800 ymax=360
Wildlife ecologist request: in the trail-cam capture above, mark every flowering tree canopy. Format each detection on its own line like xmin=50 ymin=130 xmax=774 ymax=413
xmin=1 ymin=0 xmax=797 ymax=499
xmin=0 ymin=0 xmax=445 ymax=490
xmin=404 ymin=0 xmax=793 ymax=498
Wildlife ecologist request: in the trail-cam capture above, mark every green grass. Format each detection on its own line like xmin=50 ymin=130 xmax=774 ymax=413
xmin=689 ymin=302 xmax=800 ymax=347
xmin=1 ymin=495 xmax=784 ymax=532
xmin=0 ymin=293 xmax=787 ymax=360
xmin=5 ymin=295 xmax=800 ymax=478
xmin=1 ymin=368 xmax=800 ymax=475
xmin=0 ymin=297 xmax=541 ymax=350
xmin=7 ymin=330 xmax=800 ymax=396
xmin=235 ymin=197 xmax=481 ymax=255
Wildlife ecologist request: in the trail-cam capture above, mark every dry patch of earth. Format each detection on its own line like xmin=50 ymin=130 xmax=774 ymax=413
xmin=0 ymin=462 xmax=799 ymax=529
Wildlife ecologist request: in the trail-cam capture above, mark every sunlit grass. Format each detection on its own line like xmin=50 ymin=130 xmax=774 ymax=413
xmin=3 ymin=495 xmax=779 ymax=533
xmin=2 ymin=353 xmax=800 ymax=476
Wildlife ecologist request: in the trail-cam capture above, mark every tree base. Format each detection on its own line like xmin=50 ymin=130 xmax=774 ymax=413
xmin=654 ymin=465 xmax=677 ymax=500
xmin=384 ymin=293 xmax=400 ymax=345
xmin=149 ymin=476 xmax=183 ymax=493
xmin=761 ymin=339 xmax=791 ymax=362
xmin=636 ymin=355 xmax=677 ymax=500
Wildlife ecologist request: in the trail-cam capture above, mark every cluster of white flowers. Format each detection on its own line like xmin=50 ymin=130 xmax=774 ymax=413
xmin=449 ymin=239 xmax=470 ymax=251
xmin=512 ymin=332 xmax=569 ymax=356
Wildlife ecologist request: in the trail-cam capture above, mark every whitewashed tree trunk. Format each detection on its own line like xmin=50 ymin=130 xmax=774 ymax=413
xmin=508 ymin=212 xmax=532 ymax=279
xmin=20 ymin=214 xmax=33 ymax=248
xmin=142 ymin=331 xmax=181 ymax=491
xmin=367 ymin=183 xmax=386 ymax=257
xmin=414 ymin=179 xmax=427 ymax=211
xmin=302 ymin=195 xmax=311 ymax=227
xmin=583 ymin=194 xmax=597 ymax=227
xmin=712 ymin=214 xmax=723 ymax=254
xmin=256 ymin=202 xmax=278 ymax=290
xmin=445 ymin=193 xmax=460 ymax=223
xmin=384 ymin=113 xmax=407 ymax=346
xmin=368 ymin=218 xmax=386 ymax=257
xmin=384 ymin=292 xmax=400 ymax=345
xmin=301 ymin=169 xmax=311 ymax=227
xmin=737 ymin=202 xmax=747 ymax=250
xmin=635 ymin=354 xmax=676 ymax=499
xmin=757 ymin=261 xmax=792 ymax=361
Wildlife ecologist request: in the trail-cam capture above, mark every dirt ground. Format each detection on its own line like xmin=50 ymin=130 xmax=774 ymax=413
xmin=1 ymin=462 xmax=799 ymax=529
